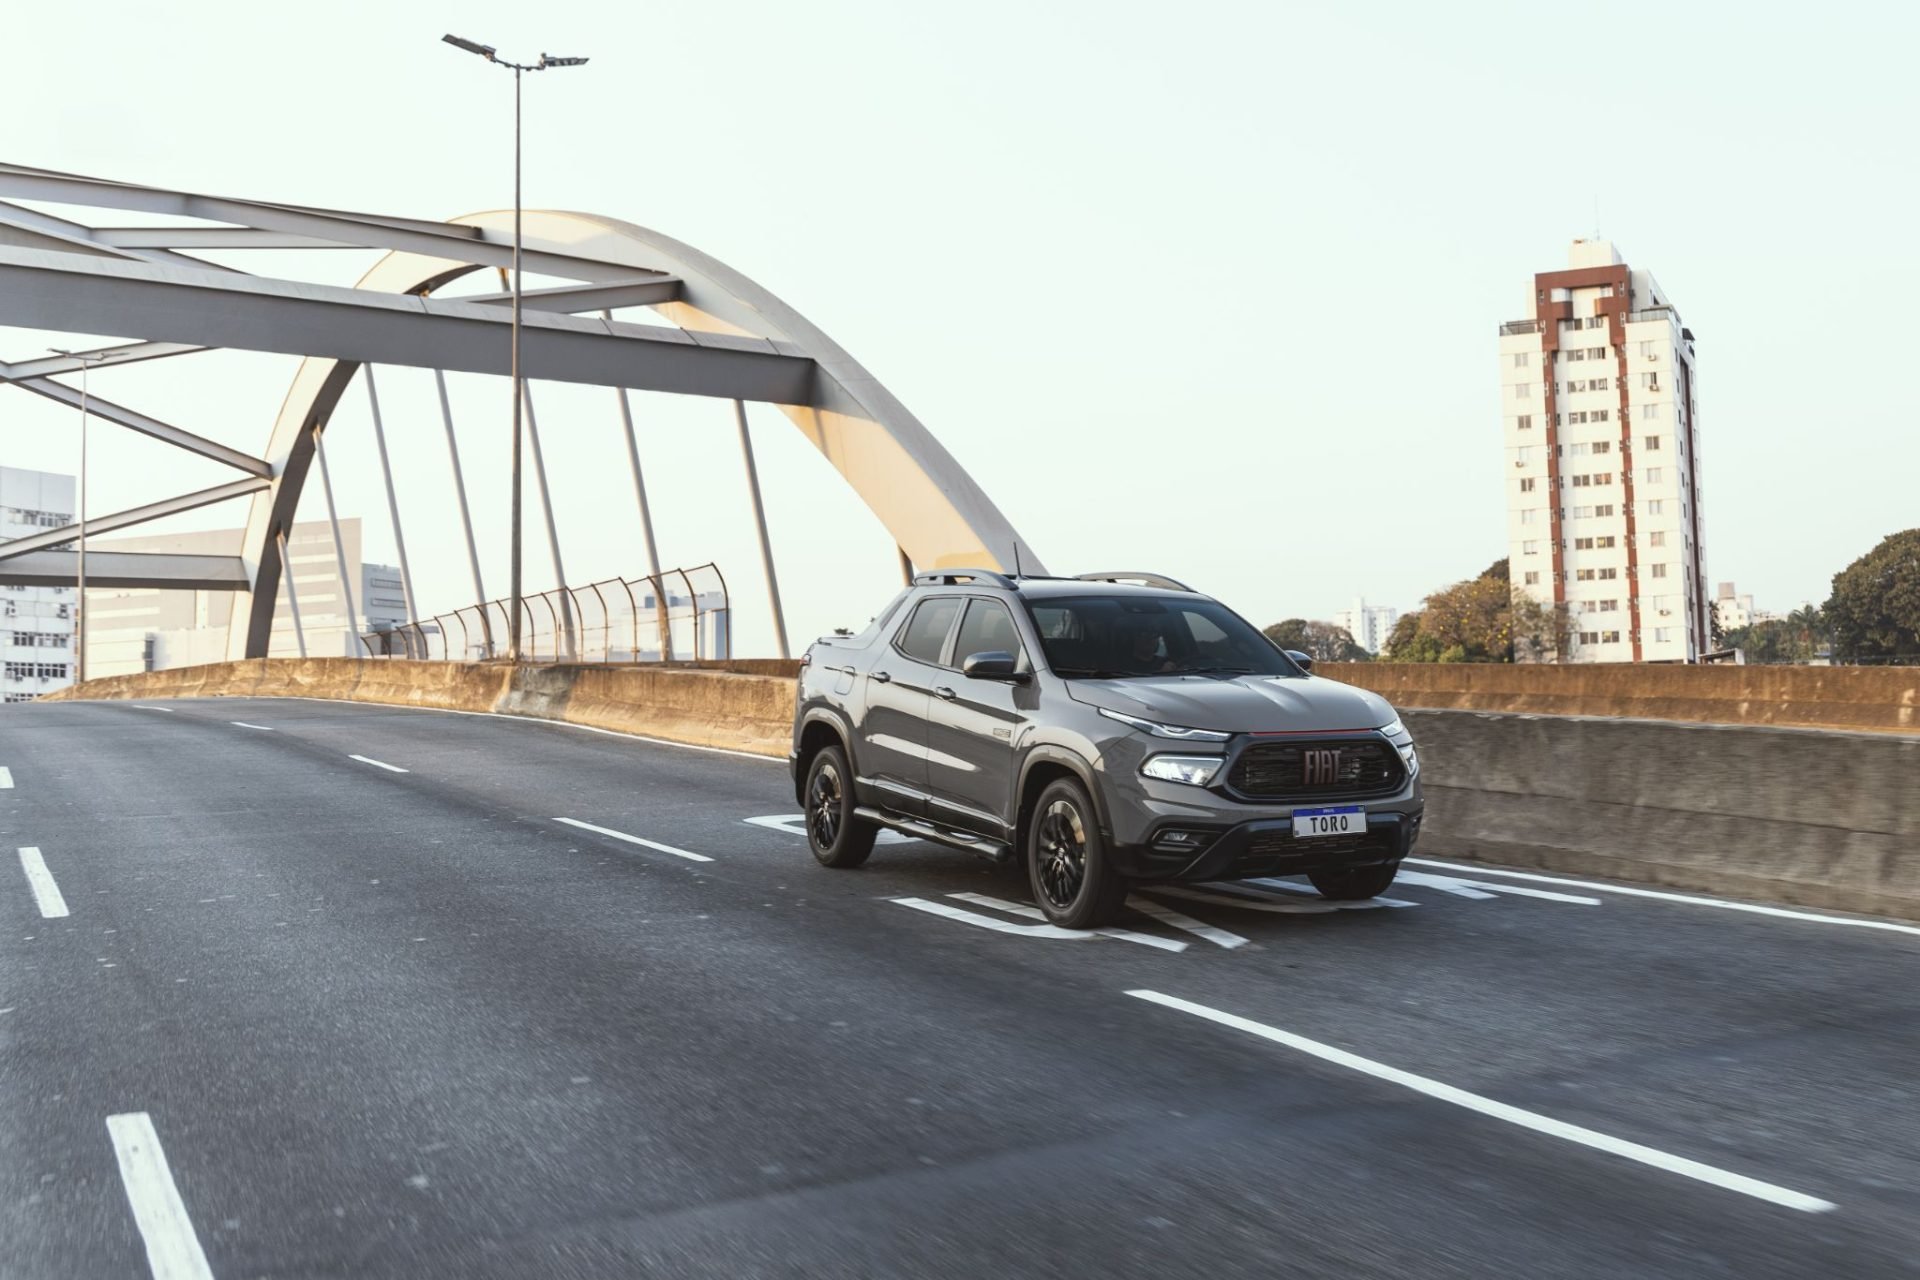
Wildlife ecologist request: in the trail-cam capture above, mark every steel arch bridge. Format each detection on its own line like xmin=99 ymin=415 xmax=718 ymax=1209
xmin=0 ymin=161 xmax=1040 ymax=659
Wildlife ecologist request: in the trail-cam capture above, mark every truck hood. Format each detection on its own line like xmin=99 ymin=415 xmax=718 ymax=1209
xmin=1066 ymin=673 xmax=1395 ymax=735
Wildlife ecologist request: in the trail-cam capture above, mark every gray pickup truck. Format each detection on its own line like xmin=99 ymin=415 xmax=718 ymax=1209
xmin=790 ymin=570 xmax=1425 ymax=927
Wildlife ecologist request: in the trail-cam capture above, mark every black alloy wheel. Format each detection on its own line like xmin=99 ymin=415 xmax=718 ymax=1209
xmin=1026 ymin=777 xmax=1127 ymax=928
xmin=805 ymin=745 xmax=877 ymax=869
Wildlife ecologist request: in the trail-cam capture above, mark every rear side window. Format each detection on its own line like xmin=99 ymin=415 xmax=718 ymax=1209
xmin=953 ymin=599 xmax=1026 ymax=666
xmin=896 ymin=597 xmax=963 ymax=665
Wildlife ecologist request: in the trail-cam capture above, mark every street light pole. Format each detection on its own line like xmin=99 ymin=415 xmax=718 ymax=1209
xmin=443 ymin=34 xmax=589 ymax=663
xmin=49 ymin=348 xmax=122 ymax=686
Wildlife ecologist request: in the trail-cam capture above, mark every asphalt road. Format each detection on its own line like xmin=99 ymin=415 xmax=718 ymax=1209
xmin=2 ymin=697 xmax=1917 ymax=1278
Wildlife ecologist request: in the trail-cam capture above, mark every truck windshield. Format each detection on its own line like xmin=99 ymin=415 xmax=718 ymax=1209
xmin=1022 ymin=596 xmax=1303 ymax=678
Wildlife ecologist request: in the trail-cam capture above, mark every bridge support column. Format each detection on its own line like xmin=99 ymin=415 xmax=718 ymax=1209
xmin=733 ymin=399 xmax=788 ymax=659
xmin=276 ymin=530 xmax=308 ymax=657
xmin=519 ymin=384 xmax=575 ymax=660
xmin=311 ymin=425 xmax=360 ymax=654
xmin=433 ymin=369 xmax=491 ymax=657
xmin=364 ymin=366 xmax=419 ymax=624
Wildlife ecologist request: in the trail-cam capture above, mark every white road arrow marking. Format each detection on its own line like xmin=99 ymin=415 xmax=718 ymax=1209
xmin=948 ymin=893 xmax=1187 ymax=951
xmin=1210 ymin=881 xmax=1419 ymax=910
xmin=1390 ymin=869 xmax=1601 ymax=906
xmin=1126 ymin=895 xmax=1248 ymax=948
xmin=744 ymin=814 xmax=912 ymax=844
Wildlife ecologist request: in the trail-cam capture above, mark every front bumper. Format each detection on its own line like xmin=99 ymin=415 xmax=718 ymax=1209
xmin=1110 ymin=808 xmax=1421 ymax=882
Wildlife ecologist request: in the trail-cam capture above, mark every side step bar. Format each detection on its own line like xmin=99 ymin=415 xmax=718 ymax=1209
xmin=854 ymin=806 xmax=1014 ymax=865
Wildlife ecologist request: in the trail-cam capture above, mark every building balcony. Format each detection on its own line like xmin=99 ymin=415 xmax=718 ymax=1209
xmin=1498 ymin=320 xmax=1540 ymax=336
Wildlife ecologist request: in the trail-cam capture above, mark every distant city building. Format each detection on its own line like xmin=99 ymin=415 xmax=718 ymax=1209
xmin=88 ymin=519 xmax=408 ymax=675
xmin=1332 ymin=599 xmax=1399 ymax=654
xmin=1501 ymin=239 xmax=1709 ymax=662
xmin=0 ymin=466 xmax=77 ymax=702
xmin=1712 ymin=581 xmax=1769 ymax=634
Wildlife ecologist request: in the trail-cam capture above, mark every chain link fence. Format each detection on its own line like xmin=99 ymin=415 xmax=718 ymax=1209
xmin=360 ymin=563 xmax=729 ymax=663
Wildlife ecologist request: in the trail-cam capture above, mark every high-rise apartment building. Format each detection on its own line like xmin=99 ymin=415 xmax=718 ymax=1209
xmin=1332 ymin=599 xmax=1400 ymax=655
xmin=0 ymin=466 xmax=77 ymax=702
xmin=1499 ymin=240 xmax=1708 ymax=662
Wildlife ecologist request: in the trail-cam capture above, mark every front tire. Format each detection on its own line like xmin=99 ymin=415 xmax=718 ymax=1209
xmin=1026 ymin=778 xmax=1128 ymax=928
xmin=1308 ymin=862 xmax=1400 ymax=900
xmin=805 ymin=745 xmax=877 ymax=869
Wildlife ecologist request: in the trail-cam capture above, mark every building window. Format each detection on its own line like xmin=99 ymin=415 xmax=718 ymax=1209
xmin=1654 ymin=627 xmax=1673 ymax=643
xmin=1593 ymin=408 xmax=1610 ymax=421
xmin=1574 ymin=537 xmax=1593 ymax=550
xmin=1591 ymin=377 xmax=1610 ymax=391
xmin=1647 ymin=499 xmax=1666 ymax=515
xmin=1595 ymin=535 xmax=1616 ymax=548
xmin=1519 ymin=477 xmax=1536 ymax=492
xmin=1589 ymin=347 xmax=1607 ymax=359
xmin=1601 ymin=630 xmax=1621 ymax=644
xmin=1571 ymin=474 xmax=1591 ymax=488
xmin=1513 ymin=352 xmax=1530 ymax=368
xmin=1595 ymin=503 xmax=1616 ymax=517
xmin=1516 ymin=414 xmax=1533 ymax=431
xmin=1592 ymin=440 xmax=1612 ymax=454
xmin=1645 ymin=467 xmax=1663 ymax=483
xmin=1520 ymin=508 xmax=1539 ymax=525
xmin=1599 ymin=599 xmax=1619 ymax=612
xmin=1641 ymin=404 xmax=1660 ymax=420
xmin=1640 ymin=340 xmax=1657 ymax=359
xmin=1565 ymin=350 xmax=1585 ymax=362
xmin=1522 ymin=540 xmax=1540 ymax=555
xmin=1641 ymin=371 xmax=1661 ymax=390
xmin=1570 ymin=505 xmax=1593 ymax=519
xmin=1644 ymin=434 xmax=1661 ymax=450
xmin=1579 ymin=631 xmax=1600 ymax=645
xmin=1649 ymin=530 xmax=1666 ymax=547
xmin=1651 ymin=563 xmax=1669 ymax=579
xmin=1514 ymin=384 xmax=1532 ymax=400
xmin=1524 ymin=571 xmax=1540 ymax=586
xmin=1514 ymin=446 xmax=1534 ymax=466
xmin=1569 ymin=442 xmax=1590 ymax=457
xmin=1598 ymin=567 xmax=1618 ymax=580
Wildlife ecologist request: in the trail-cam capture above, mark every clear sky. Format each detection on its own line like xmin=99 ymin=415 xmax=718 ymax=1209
xmin=2 ymin=1 xmax=1915 ymax=654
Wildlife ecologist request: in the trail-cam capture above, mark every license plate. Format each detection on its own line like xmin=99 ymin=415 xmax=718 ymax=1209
xmin=1292 ymin=805 xmax=1365 ymax=839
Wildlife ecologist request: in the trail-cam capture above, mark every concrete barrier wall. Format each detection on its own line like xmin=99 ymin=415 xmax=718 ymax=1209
xmin=1322 ymin=661 xmax=1920 ymax=735
xmin=43 ymin=658 xmax=1920 ymax=919
xmin=47 ymin=658 xmax=796 ymax=758
xmin=1404 ymin=709 xmax=1920 ymax=919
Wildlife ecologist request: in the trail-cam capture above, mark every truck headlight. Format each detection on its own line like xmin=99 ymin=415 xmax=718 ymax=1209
xmin=1140 ymin=755 xmax=1224 ymax=786
xmin=1396 ymin=741 xmax=1419 ymax=776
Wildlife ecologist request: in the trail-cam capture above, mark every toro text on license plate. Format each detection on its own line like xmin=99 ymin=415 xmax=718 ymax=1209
xmin=1293 ymin=805 xmax=1365 ymax=839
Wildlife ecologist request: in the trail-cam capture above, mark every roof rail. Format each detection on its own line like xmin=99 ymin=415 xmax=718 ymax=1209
xmin=1073 ymin=571 xmax=1196 ymax=592
xmin=912 ymin=568 xmax=1016 ymax=589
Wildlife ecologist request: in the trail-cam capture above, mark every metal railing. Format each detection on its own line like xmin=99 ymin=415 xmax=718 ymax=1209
xmin=1498 ymin=320 xmax=1539 ymax=336
xmin=361 ymin=563 xmax=730 ymax=664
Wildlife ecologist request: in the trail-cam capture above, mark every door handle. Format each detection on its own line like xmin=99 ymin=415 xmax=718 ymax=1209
xmin=933 ymin=686 xmax=957 ymax=701
xmin=870 ymin=670 xmax=892 ymax=684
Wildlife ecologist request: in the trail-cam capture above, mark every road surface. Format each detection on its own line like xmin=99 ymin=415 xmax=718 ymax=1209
xmin=2 ymin=697 xmax=1916 ymax=1277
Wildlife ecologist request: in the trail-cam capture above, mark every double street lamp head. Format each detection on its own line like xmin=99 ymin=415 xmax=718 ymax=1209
xmin=442 ymin=33 xmax=589 ymax=72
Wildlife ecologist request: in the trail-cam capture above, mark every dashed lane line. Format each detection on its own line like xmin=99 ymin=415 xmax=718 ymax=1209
xmin=1407 ymin=858 xmax=1920 ymax=937
xmin=106 ymin=1112 xmax=216 ymax=1280
xmin=349 ymin=754 xmax=410 ymax=773
xmin=133 ymin=705 xmax=176 ymax=713
xmin=1128 ymin=989 xmax=1837 ymax=1215
xmin=554 ymin=817 xmax=715 ymax=863
xmin=229 ymin=721 xmax=273 ymax=732
xmin=0 ymin=766 xmax=11 ymax=789
xmin=17 ymin=847 xmax=69 ymax=919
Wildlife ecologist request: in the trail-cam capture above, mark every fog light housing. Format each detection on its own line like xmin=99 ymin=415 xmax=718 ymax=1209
xmin=1151 ymin=828 xmax=1217 ymax=853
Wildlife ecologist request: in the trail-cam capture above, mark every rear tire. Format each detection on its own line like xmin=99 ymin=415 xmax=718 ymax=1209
xmin=805 ymin=745 xmax=877 ymax=869
xmin=1026 ymin=777 xmax=1128 ymax=928
xmin=1308 ymin=862 xmax=1400 ymax=900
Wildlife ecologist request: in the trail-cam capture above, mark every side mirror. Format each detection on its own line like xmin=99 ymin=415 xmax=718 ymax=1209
xmin=1285 ymin=649 xmax=1315 ymax=672
xmin=962 ymin=650 xmax=1027 ymax=682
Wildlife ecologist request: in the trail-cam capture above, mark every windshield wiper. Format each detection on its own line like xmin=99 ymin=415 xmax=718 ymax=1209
xmin=1173 ymin=665 xmax=1254 ymax=676
xmin=1050 ymin=667 xmax=1132 ymax=679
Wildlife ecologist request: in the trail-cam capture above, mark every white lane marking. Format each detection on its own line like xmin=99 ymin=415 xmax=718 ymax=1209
xmin=133 ymin=705 xmax=176 ymax=713
xmin=1128 ymin=990 xmax=1836 ymax=1214
xmin=229 ymin=721 xmax=273 ymax=732
xmin=553 ymin=817 xmax=714 ymax=862
xmin=948 ymin=892 xmax=1187 ymax=951
xmin=1126 ymin=894 xmax=1249 ymax=948
xmin=1224 ymin=880 xmax=1417 ymax=910
xmin=743 ymin=814 xmax=913 ymax=845
xmin=0 ymin=766 xmax=11 ymax=789
xmin=1407 ymin=858 xmax=1920 ymax=937
xmin=348 ymin=754 xmax=409 ymax=773
xmin=1393 ymin=868 xmax=1601 ymax=906
xmin=17 ymin=847 xmax=70 ymax=919
xmin=106 ymin=1112 xmax=216 ymax=1279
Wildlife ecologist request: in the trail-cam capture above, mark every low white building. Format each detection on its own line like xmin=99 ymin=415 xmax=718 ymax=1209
xmin=0 ymin=466 xmax=77 ymax=703
xmin=1712 ymin=581 xmax=1768 ymax=634
xmin=1332 ymin=599 xmax=1400 ymax=654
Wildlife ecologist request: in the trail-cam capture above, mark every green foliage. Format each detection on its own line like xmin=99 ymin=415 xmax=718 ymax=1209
xmin=1825 ymin=529 xmax=1920 ymax=662
xmin=1262 ymin=619 xmax=1370 ymax=662
xmin=1381 ymin=556 xmax=1567 ymax=663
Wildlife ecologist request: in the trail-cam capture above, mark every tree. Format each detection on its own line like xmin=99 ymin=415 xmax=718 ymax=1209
xmin=1379 ymin=556 xmax=1563 ymax=663
xmin=1723 ymin=619 xmax=1797 ymax=663
xmin=1785 ymin=605 xmax=1827 ymax=662
xmin=1510 ymin=593 xmax=1573 ymax=664
xmin=1825 ymin=529 xmax=1920 ymax=663
xmin=1262 ymin=619 xmax=1370 ymax=662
